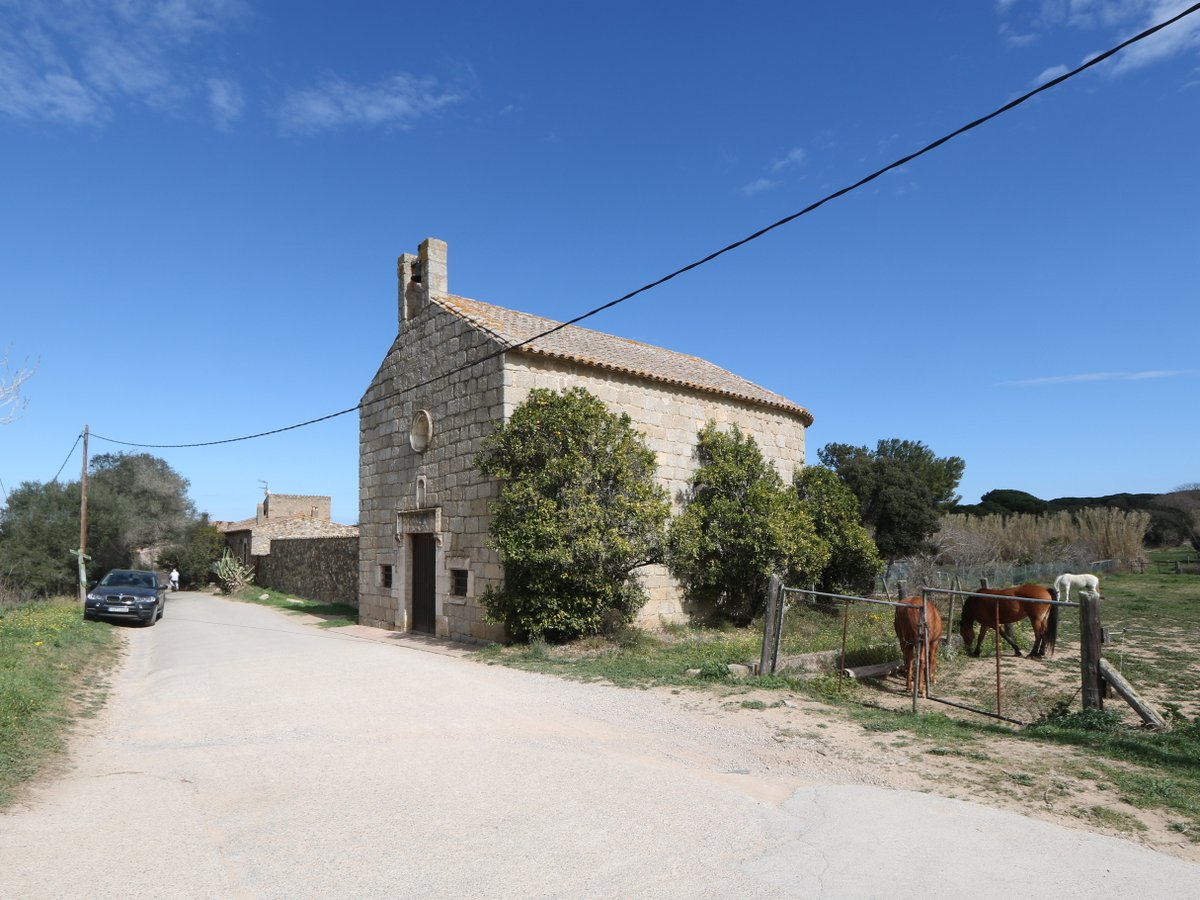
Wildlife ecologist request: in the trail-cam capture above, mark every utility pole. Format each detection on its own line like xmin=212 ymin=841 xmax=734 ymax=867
xmin=74 ymin=425 xmax=91 ymax=604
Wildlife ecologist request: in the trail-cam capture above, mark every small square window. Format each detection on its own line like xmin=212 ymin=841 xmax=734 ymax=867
xmin=381 ymin=564 xmax=393 ymax=589
xmin=451 ymin=568 xmax=469 ymax=597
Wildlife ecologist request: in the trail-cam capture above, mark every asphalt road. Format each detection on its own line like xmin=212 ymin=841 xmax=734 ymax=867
xmin=1 ymin=592 xmax=1197 ymax=899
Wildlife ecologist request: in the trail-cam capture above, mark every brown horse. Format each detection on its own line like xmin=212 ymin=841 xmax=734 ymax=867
xmin=960 ymin=584 xmax=1059 ymax=659
xmin=894 ymin=597 xmax=944 ymax=697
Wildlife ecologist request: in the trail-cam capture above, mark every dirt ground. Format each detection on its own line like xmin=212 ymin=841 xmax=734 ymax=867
xmin=666 ymin=650 xmax=1200 ymax=865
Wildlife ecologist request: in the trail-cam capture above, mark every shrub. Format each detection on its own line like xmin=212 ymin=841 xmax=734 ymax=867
xmin=157 ymin=522 xmax=226 ymax=589
xmin=214 ymin=550 xmax=254 ymax=595
xmin=475 ymin=388 xmax=670 ymax=643
xmin=667 ymin=424 xmax=828 ymax=624
xmin=795 ymin=466 xmax=883 ymax=594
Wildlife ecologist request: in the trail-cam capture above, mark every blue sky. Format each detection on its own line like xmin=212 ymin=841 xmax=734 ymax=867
xmin=2 ymin=1 xmax=1198 ymax=526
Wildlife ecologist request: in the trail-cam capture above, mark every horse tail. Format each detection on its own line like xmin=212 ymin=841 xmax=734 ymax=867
xmin=1045 ymin=601 xmax=1059 ymax=657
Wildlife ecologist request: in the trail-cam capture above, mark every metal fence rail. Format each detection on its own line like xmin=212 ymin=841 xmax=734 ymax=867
xmin=765 ymin=580 xmax=936 ymax=712
xmin=920 ymin=585 xmax=1084 ymax=724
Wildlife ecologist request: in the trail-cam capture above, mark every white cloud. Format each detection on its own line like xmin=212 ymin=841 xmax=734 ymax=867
xmin=740 ymin=145 xmax=805 ymax=197
xmin=1003 ymin=369 xmax=1194 ymax=386
xmin=0 ymin=0 xmax=248 ymax=126
xmin=207 ymin=77 xmax=243 ymax=130
xmin=741 ymin=178 xmax=779 ymax=197
xmin=0 ymin=49 xmax=105 ymax=124
xmin=1033 ymin=63 xmax=1070 ymax=84
xmin=1111 ymin=1 xmax=1200 ymax=73
xmin=276 ymin=73 xmax=467 ymax=136
xmin=770 ymin=147 xmax=807 ymax=173
xmin=997 ymin=1 xmax=1200 ymax=76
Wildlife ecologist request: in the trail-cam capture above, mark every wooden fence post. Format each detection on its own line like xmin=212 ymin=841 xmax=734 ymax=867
xmin=759 ymin=574 xmax=784 ymax=676
xmin=1080 ymin=591 xmax=1104 ymax=711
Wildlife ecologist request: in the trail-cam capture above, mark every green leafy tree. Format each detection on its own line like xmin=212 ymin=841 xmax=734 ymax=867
xmin=818 ymin=439 xmax=964 ymax=564
xmin=158 ymin=519 xmax=226 ymax=588
xmin=0 ymin=480 xmax=125 ymax=598
xmin=794 ymin=466 xmax=882 ymax=594
xmin=89 ymin=453 xmax=195 ymax=550
xmin=667 ymin=424 xmax=828 ymax=625
xmin=475 ymin=388 xmax=670 ymax=642
xmin=0 ymin=454 xmax=198 ymax=599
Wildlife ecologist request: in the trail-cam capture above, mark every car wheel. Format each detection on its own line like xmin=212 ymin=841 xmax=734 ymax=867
xmin=156 ymin=602 xmax=164 ymax=621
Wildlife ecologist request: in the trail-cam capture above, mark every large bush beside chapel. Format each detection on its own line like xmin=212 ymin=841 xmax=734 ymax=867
xmin=667 ymin=424 xmax=829 ymax=624
xmin=475 ymin=388 xmax=670 ymax=642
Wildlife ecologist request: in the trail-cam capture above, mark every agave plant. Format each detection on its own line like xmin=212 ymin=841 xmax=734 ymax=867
xmin=215 ymin=549 xmax=254 ymax=594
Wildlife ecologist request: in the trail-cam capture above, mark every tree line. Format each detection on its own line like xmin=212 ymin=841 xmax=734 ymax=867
xmin=0 ymin=453 xmax=224 ymax=602
xmin=955 ymin=487 xmax=1199 ymax=549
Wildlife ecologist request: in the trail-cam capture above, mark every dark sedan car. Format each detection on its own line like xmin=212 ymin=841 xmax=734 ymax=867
xmin=84 ymin=569 xmax=166 ymax=626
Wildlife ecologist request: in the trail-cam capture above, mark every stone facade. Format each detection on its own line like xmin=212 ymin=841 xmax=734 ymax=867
xmin=359 ymin=238 xmax=812 ymax=643
xmin=257 ymin=494 xmax=331 ymax=525
xmin=256 ymin=536 xmax=359 ymax=607
xmin=218 ymin=492 xmax=346 ymax=562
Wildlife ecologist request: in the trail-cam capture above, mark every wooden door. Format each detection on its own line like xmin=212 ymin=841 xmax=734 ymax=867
xmin=411 ymin=533 xmax=436 ymax=634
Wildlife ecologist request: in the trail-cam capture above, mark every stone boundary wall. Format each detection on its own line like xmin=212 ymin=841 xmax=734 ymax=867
xmin=257 ymin=536 xmax=359 ymax=607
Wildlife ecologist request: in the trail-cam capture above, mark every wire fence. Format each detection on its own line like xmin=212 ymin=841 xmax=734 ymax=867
xmin=876 ymin=559 xmax=1121 ymax=598
xmin=770 ymin=580 xmax=1089 ymax=726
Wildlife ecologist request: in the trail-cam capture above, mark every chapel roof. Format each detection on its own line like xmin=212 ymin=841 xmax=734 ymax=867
xmin=434 ymin=294 xmax=813 ymax=425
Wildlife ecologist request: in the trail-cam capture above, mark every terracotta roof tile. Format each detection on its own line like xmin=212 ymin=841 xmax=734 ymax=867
xmin=435 ymin=294 xmax=812 ymax=425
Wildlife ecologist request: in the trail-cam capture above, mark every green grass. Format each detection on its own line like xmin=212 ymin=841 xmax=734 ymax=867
xmin=1147 ymin=547 xmax=1198 ymax=564
xmin=1080 ymin=805 xmax=1148 ymax=834
xmin=474 ymin=624 xmax=762 ymax=687
xmin=232 ymin=585 xmax=358 ymax=628
xmin=779 ymin=599 xmax=899 ymax=665
xmin=0 ymin=599 xmax=120 ymax=807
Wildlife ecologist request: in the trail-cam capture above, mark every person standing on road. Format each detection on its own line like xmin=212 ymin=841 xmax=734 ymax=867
xmin=169 ymin=568 xmax=180 ymax=592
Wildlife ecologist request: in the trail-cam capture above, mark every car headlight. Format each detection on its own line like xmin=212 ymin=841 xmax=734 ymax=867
xmin=86 ymin=593 xmax=101 ymax=602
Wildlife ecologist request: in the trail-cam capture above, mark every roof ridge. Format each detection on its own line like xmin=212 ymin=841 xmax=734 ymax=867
xmin=431 ymin=293 xmax=812 ymax=425
xmin=438 ymin=293 xmax=716 ymax=364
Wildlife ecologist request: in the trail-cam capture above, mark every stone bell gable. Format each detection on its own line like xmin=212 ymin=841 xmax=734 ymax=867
xmin=359 ymin=238 xmax=812 ymax=643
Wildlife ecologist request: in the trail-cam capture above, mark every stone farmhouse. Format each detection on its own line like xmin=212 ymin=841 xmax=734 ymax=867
xmin=217 ymin=493 xmax=359 ymax=606
xmin=359 ymin=238 xmax=813 ymax=643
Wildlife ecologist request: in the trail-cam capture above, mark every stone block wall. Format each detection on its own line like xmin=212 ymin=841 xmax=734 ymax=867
xmin=358 ymin=300 xmax=507 ymax=643
xmin=261 ymin=494 xmax=331 ymax=522
xmin=256 ymin=536 xmax=359 ymax=606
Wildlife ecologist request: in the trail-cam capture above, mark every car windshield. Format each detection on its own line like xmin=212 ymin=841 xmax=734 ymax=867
xmin=100 ymin=572 xmax=153 ymax=588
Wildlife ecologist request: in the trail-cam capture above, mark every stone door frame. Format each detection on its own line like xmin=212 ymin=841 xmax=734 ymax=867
xmin=395 ymin=507 xmax=447 ymax=636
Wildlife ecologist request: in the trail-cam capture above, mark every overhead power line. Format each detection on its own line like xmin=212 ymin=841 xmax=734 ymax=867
xmin=92 ymin=2 xmax=1200 ymax=452
xmin=52 ymin=431 xmax=83 ymax=483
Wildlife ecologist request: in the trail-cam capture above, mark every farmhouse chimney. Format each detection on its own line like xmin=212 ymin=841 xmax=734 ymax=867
xmin=398 ymin=237 xmax=448 ymax=329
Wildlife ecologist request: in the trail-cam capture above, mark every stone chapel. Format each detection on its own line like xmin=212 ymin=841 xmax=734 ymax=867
xmin=359 ymin=238 xmax=812 ymax=642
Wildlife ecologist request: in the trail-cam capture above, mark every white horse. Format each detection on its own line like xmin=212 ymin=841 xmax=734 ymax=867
xmin=1054 ymin=572 xmax=1100 ymax=603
